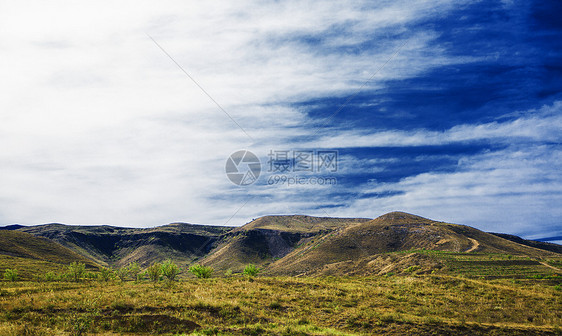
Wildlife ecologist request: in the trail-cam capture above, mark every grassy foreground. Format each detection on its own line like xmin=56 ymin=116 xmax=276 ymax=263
xmin=0 ymin=275 xmax=560 ymax=336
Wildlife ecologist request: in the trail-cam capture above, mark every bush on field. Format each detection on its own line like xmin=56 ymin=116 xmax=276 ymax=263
xmin=243 ymin=264 xmax=260 ymax=277
xmin=3 ymin=268 xmax=18 ymax=281
xmin=146 ymin=262 xmax=162 ymax=282
xmin=189 ymin=264 xmax=214 ymax=279
xmin=161 ymin=260 xmax=180 ymax=281
xmin=99 ymin=267 xmax=114 ymax=282
xmin=117 ymin=262 xmax=142 ymax=281
xmin=68 ymin=262 xmax=86 ymax=282
xmin=128 ymin=262 xmax=142 ymax=281
xmin=44 ymin=271 xmax=57 ymax=282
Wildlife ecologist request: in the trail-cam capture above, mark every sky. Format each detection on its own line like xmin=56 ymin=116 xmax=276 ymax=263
xmin=0 ymin=0 xmax=561 ymax=241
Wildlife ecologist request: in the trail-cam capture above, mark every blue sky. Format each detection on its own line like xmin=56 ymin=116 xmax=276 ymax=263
xmin=0 ymin=0 xmax=560 ymax=241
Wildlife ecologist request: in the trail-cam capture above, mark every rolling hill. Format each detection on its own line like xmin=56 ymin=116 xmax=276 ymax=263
xmin=201 ymin=215 xmax=371 ymax=270
xmin=0 ymin=230 xmax=99 ymax=279
xmin=200 ymin=212 xmax=562 ymax=277
xmin=0 ymin=230 xmax=97 ymax=265
xmin=14 ymin=223 xmax=232 ymax=268
xmin=1 ymin=212 xmax=560 ymax=279
xmin=259 ymin=212 xmax=561 ymax=276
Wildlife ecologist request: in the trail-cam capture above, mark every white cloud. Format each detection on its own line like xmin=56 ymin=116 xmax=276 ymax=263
xmin=335 ymin=144 xmax=562 ymax=237
xmin=303 ymin=101 xmax=562 ymax=148
xmin=0 ymin=0 xmax=559 ymax=239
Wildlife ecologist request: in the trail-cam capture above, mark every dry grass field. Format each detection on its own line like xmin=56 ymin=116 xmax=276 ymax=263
xmin=1 ymin=213 xmax=561 ymax=335
xmin=0 ymin=271 xmax=560 ymax=336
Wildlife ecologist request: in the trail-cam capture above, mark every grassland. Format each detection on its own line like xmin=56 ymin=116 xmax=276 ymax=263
xmin=1 ymin=265 xmax=561 ymax=335
xmin=391 ymin=250 xmax=562 ymax=279
xmin=1 ymin=213 xmax=561 ymax=335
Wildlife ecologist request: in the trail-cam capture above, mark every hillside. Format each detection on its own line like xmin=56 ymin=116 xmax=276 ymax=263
xmin=201 ymin=215 xmax=370 ymax=271
xmin=236 ymin=215 xmax=371 ymax=233
xmin=0 ymin=230 xmax=97 ymax=266
xmin=2 ymin=212 xmax=560 ymax=278
xmin=0 ymin=230 xmax=99 ymax=279
xmin=264 ymin=212 xmax=561 ymax=276
xmin=490 ymin=233 xmax=562 ymax=254
xmin=16 ymin=223 xmax=233 ymax=268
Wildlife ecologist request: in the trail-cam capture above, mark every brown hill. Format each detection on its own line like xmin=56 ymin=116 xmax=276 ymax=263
xmin=3 ymin=212 xmax=560 ymax=278
xmin=263 ymin=212 xmax=561 ymax=275
xmin=202 ymin=215 xmax=370 ymax=271
xmin=236 ymin=215 xmax=371 ymax=233
xmin=17 ymin=223 xmax=232 ymax=268
xmin=0 ymin=230 xmax=96 ymax=265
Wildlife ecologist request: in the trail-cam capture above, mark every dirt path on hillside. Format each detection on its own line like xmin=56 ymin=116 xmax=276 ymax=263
xmin=538 ymin=261 xmax=562 ymax=272
xmin=465 ymin=238 xmax=480 ymax=253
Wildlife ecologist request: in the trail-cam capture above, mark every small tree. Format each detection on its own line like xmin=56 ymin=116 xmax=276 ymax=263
xmin=116 ymin=265 xmax=129 ymax=281
xmin=243 ymin=264 xmax=260 ymax=277
xmin=68 ymin=262 xmax=86 ymax=282
xmin=3 ymin=269 xmax=18 ymax=281
xmin=161 ymin=260 xmax=179 ymax=282
xmin=189 ymin=264 xmax=214 ymax=279
xmin=146 ymin=262 xmax=162 ymax=282
xmin=99 ymin=267 xmax=114 ymax=282
xmin=116 ymin=262 xmax=141 ymax=281
xmin=128 ymin=262 xmax=142 ymax=282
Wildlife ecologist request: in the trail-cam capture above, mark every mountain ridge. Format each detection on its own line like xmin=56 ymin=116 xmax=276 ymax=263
xmin=1 ymin=212 xmax=560 ymax=278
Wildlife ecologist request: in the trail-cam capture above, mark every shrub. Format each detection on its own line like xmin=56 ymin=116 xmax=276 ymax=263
xmin=44 ymin=271 xmax=57 ymax=282
xmin=117 ymin=263 xmax=143 ymax=281
xmin=116 ymin=265 xmax=129 ymax=281
xmin=3 ymin=268 xmax=18 ymax=281
xmin=84 ymin=272 xmax=98 ymax=280
xmin=161 ymin=260 xmax=179 ymax=281
xmin=146 ymin=262 xmax=162 ymax=282
xmin=189 ymin=264 xmax=214 ymax=279
xmin=128 ymin=262 xmax=142 ymax=282
xmin=243 ymin=264 xmax=260 ymax=277
xmin=68 ymin=262 xmax=86 ymax=282
xmin=99 ymin=267 xmax=114 ymax=282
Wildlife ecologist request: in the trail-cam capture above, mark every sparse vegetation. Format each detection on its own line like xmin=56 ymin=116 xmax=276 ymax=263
xmin=189 ymin=264 xmax=214 ymax=278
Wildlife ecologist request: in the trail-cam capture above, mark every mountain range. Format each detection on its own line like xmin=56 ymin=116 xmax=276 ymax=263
xmin=1 ymin=212 xmax=561 ymax=278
